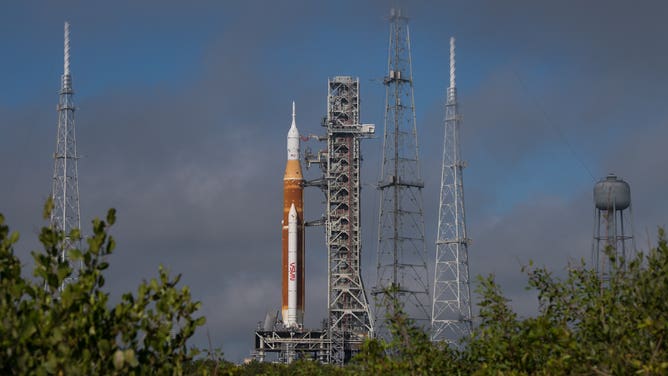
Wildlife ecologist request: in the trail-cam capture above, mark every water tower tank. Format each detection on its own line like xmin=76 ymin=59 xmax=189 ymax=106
xmin=594 ymin=174 xmax=630 ymax=211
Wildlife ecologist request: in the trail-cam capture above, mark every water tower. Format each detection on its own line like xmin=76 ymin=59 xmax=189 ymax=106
xmin=593 ymin=173 xmax=635 ymax=278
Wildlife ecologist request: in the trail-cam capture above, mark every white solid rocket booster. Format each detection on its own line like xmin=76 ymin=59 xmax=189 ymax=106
xmin=287 ymin=203 xmax=298 ymax=327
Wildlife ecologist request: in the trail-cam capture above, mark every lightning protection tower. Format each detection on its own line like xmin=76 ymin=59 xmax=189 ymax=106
xmin=593 ymin=174 xmax=635 ymax=280
xmin=373 ymin=8 xmax=430 ymax=340
xmin=323 ymin=76 xmax=374 ymax=364
xmin=431 ymin=37 xmax=473 ymax=345
xmin=50 ymin=22 xmax=81 ymax=285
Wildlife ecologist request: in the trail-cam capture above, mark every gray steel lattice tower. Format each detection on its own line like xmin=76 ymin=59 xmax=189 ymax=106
xmin=323 ymin=77 xmax=374 ymax=364
xmin=50 ymin=22 xmax=81 ymax=282
xmin=373 ymin=8 xmax=430 ymax=339
xmin=431 ymin=37 xmax=473 ymax=344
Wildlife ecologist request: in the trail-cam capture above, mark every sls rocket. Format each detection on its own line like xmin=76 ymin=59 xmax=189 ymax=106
xmin=282 ymin=101 xmax=304 ymax=328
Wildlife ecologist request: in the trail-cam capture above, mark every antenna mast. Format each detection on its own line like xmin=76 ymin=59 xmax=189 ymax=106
xmin=431 ymin=37 xmax=473 ymax=344
xmin=50 ymin=21 xmax=81 ymax=286
xmin=373 ymin=8 xmax=431 ymax=339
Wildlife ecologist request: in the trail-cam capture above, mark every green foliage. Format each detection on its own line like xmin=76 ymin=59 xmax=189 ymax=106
xmin=0 ymin=203 xmax=206 ymax=375
xmin=190 ymin=359 xmax=344 ymax=376
xmin=207 ymin=229 xmax=668 ymax=375
xmin=351 ymin=230 xmax=668 ymax=375
xmin=183 ymin=350 xmax=236 ymax=376
xmin=350 ymin=286 xmax=464 ymax=375
xmin=3 ymin=200 xmax=667 ymax=375
xmin=465 ymin=229 xmax=668 ymax=375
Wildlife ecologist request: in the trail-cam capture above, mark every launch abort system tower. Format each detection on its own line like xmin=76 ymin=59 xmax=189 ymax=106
xmin=431 ymin=37 xmax=473 ymax=345
xmin=50 ymin=22 xmax=81 ymax=287
xmin=373 ymin=8 xmax=430 ymax=339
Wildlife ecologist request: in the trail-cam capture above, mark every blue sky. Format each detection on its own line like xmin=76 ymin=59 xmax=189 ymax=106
xmin=1 ymin=0 xmax=667 ymax=362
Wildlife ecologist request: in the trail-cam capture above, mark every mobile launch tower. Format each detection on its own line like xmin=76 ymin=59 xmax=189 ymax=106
xmin=431 ymin=37 xmax=473 ymax=345
xmin=320 ymin=77 xmax=375 ymax=364
xmin=50 ymin=22 xmax=81 ymax=286
xmin=303 ymin=77 xmax=375 ymax=364
xmin=373 ymin=8 xmax=431 ymax=339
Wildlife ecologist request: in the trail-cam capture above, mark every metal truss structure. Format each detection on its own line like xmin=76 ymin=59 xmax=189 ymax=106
xmin=324 ymin=77 xmax=374 ymax=364
xmin=50 ymin=22 xmax=81 ymax=286
xmin=373 ymin=8 xmax=431 ymax=340
xmin=253 ymin=329 xmax=330 ymax=364
xmin=304 ymin=76 xmax=374 ymax=364
xmin=431 ymin=37 xmax=473 ymax=345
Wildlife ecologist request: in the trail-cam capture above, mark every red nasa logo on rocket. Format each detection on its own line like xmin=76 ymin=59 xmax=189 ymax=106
xmin=289 ymin=262 xmax=296 ymax=281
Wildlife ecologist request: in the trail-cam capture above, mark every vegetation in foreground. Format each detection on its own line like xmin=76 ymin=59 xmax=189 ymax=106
xmin=1 ymin=202 xmax=666 ymax=375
